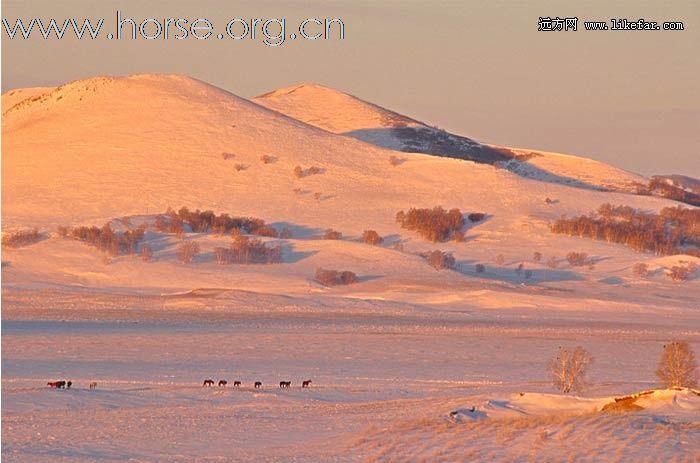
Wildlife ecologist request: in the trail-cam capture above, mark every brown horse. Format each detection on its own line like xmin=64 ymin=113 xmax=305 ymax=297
xmin=203 ymin=379 xmax=215 ymax=387
xmin=48 ymin=380 xmax=66 ymax=388
xmin=279 ymin=381 xmax=291 ymax=388
xmin=233 ymin=381 xmax=241 ymax=387
xmin=302 ymin=380 xmax=312 ymax=388
xmin=218 ymin=380 xmax=228 ymax=387
xmin=254 ymin=381 xmax=262 ymax=389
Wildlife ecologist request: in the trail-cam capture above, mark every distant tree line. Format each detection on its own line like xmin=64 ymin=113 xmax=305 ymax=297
xmin=636 ymin=178 xmax=700 ymax=207
xmin=550 ymin=204 xmax=700 ymax=256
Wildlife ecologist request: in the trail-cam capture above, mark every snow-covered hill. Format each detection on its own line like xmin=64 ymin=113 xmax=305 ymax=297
xmin=2 ymin=74 xmax=697 ymax=303
xmin=255 ymin=83 xmax=511 ymax=165
xmin=255 ymin=83 xmax=649 ymax=192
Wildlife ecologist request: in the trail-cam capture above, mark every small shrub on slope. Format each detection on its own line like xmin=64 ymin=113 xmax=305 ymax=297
xmin=361 ymin=230 xmax=384 ymax=245
xmin=424 ymin=250 xmax=456 ymax=270
xmin=324 ymin=229 xmax=342 ymax=240
xmin=315 ymin=268 xmax=358 ymax=286
xmin=632 ymin=263 xmax=649 ymax=278
xmin=566 ymin=252 xmax=589 ymax=267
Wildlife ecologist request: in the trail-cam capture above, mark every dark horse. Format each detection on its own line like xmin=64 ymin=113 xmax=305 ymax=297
xmin=203 ymin=379 xmax=215 ymax=387
xmin=233 ymin=381 xmax=241 ymax=387
xmin=302 ymin=380 xmax=312 ymax=388
xmin=279 ymin=381 xmax=291 ymax=388
xmin=48 ymin=380 xmax=66 ymax=388
xmin=66 ymin=381 xmax=72 ymax=389
xmin=218 ymin=380 xmax=228 ymax=387
xmin=254 ymin=381 xmax=262 ymax=389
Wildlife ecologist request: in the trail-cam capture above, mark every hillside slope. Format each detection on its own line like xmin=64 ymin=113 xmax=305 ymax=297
xmin=255 ymin=84 xmax=647 ymax=192
xmin=2 ymin=74 xmax=697 ymax=305
xmin=255 ymin=83 xmax=510 ymax=165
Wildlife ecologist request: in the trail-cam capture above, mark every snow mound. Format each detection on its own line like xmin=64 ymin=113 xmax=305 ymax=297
xmin=449 ymin=389 xmax=700 ymax=422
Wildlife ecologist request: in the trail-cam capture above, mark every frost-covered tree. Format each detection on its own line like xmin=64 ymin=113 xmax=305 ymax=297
xmin=656 ymin=341 xmax=698 ymax=388
xmin=548 ymin=346 xmax=593 ymax=394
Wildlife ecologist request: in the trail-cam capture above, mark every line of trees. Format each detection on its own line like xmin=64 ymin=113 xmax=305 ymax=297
xmin=643 ymin=178 xmax=700 ymax=207
xmin=58 ymin=223 xmax=145 ymax=256
xmin=155 ymin=207 xmax=280 ymax=237
xmin=550 ymin=204 xmax=700 ymax=256
xmin=2 ymin=228 xmax=41 ymax=248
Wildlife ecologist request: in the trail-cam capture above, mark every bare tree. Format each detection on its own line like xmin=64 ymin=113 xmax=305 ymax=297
xmin=548 ymin=346 xmax=593 ymax=394
xmin=140 ymin=244 xmax=153 ymax=262
xmin=177 ymin=240 xmax=200 ymax=264
xmin=656 ymin=341 xmax=698 ymax=388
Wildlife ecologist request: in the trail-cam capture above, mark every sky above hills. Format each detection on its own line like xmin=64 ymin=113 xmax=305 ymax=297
xmin=2 ymin=0 xmax=698 ymax=177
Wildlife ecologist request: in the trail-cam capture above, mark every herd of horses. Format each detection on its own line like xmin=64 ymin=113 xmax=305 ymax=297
xmin=203 ymin=379 xmax=313 ymax=389
xmin=47 ymin=380 xmax=72 ymax=389
xmin=46 ymin=379 xmax=312 ymax=390
xmin=47 ymin=380 xmax=96 ymax=389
